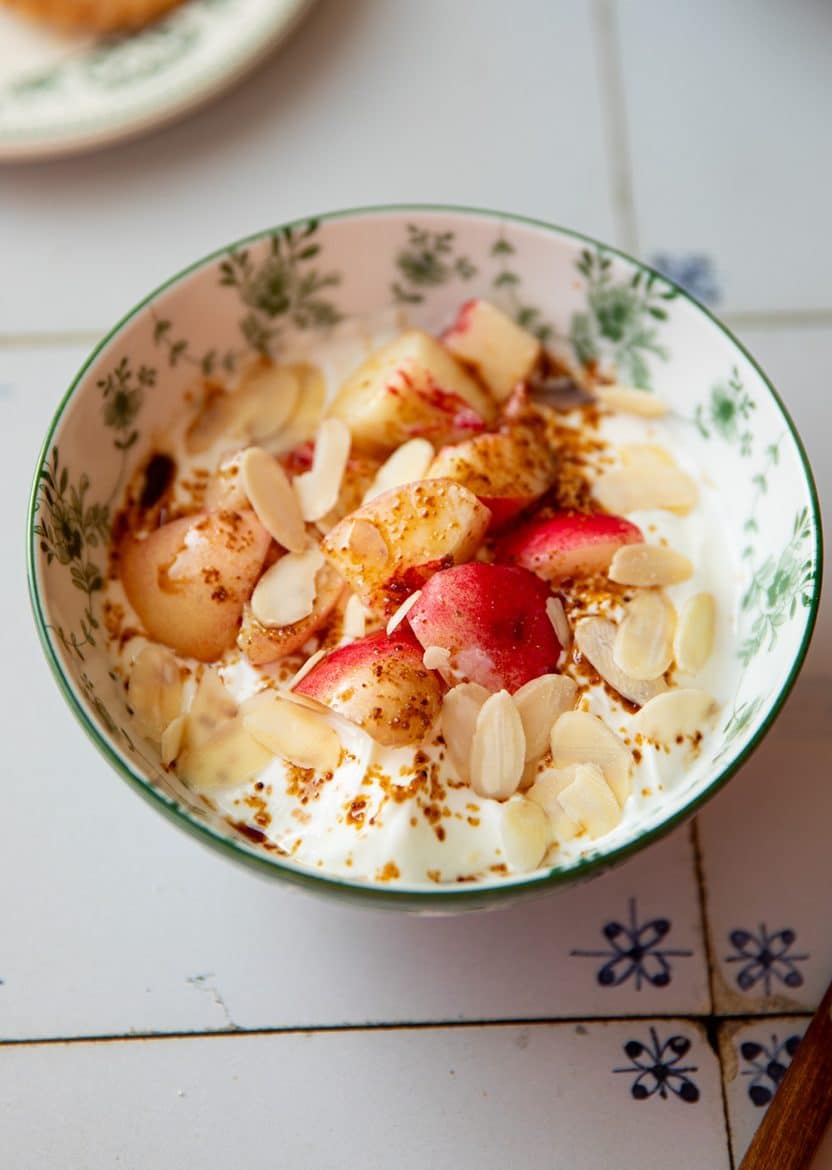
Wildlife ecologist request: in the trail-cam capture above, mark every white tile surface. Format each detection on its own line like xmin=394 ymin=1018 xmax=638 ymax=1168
xmin=0 ymin=1022 xmax=730 ymax=1170
xmin=617 ymin=0 xmax=832 ymax=312
xmin=0 ymin=0 xmax=617 ymax=335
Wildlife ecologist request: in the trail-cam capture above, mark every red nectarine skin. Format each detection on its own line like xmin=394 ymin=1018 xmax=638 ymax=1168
xmin=407 ymin=562 xmax=562 ymax=693
xmin=496 ymin=512 xmax=643 ymax=583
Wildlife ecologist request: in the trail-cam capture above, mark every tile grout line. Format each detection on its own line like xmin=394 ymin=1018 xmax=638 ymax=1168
xmin=590 ymin=0 xmax=639 ymax=255
xmin=691 ymin=817 xmax=736 ymax=1170
xmin=0 ymin=1009 xmax=814 ymax=1051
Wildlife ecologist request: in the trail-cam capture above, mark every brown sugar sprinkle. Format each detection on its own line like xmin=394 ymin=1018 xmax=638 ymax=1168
xmin=426 ymin=870 xmax=442 ymax=884
xmin=243 ymin=792 xmax=271 ymax=829
xmin=375 ymin=861 xmax=401 ymax=882
xmin=103 ymin=600 xmax=125 ymax=641
xmin=633 ymin=748 xmax=642 ymax=764
xmin=467 ymin=816 xmax=480 ymax=827
xmin=490 ymin=863 xmax=508 ymax=876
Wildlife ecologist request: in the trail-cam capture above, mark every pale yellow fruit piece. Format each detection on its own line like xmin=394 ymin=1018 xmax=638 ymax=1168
xmin=469 ymin=690 xmax=526 ymax=800
xmin=575 ymin=616 xmax=668 ymax=707
xmin=674 ymin=592 xmax=717 ymax=673
xmin=594 ymin=464 xmax=698 ymax=516
xmin=185 ymin=668 xmax=237 ymax=751
xmin=557 ymin=763 xmax=622 ymax=838
xmin=233 ymin=360 xmax=301 ymax=442
xmin=160 ymin=715 xmax=186 ymax=767
xmin=550 ymin=709 xmax=632 ymax=807
xmin=443 ymin=299 xmax=541 ymax=401
xmin=632 ymin=688 xmax=719 ymax=746
xmin=528 ymin=767 xmax=582 ymax=842
xmin=127 ymin=643 xmax=183 ymax=742
xmin=321 ymin=478 xmax=489 ymax=614
xmin=242 ymin=691 xmax=341 ymax=772
xmin=608 ymin=544 xmax=693 ymax=587
xmin=440 ymin=682 xmax=490 ymax=783
xmin=499 ymin=797 xmax=549 ymax=872
xmin=178 ymin=716 xmax=273 ymax=792
xmin=328 ymin=330 xmax=495 ymax=453
xmin=613 ymin=591 xmax=676 ymax=681
xmin=512 ymin=673 xmax=578 ymax=762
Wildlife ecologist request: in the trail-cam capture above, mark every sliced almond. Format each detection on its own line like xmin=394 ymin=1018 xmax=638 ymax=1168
xmin=206 ymin=450 xmax=248 ymax=511
xmin=293 ymin=418 xmax=352 ymax=522
xmin=345 ymin=517 xmax=389 ymax=567
xmin=470 ymin=690 xmax=526 ymax=801
xmin=550 ymin=709 xmax=632 ymax=807
xmin=235 ymin=362 xmax=301 ymax=442
xmin=179 ymin=715 xmax=273 ymax=791
xmin=513 ymin=674 xmax=578 ymax=762
xmin=595 ymin=385 xmax=668 ymax=418
xmin=614 ymin=591 xmax=676 ymax=681
xmin=160 ymin=714 xmax=186 ymax=766
xmin=621 ymin=443 xmax=676 ymax=470
xmin=499 ymin=797 xmax=549 ymax=872
xmin=286 ymin=648 xmax=327 ymax=690
xmin=386 ymin=590 xmax=422 ymax=636
xmin=127 ymin=643 xmax=183 ymax=742
xmin=674 ymin=592 xmax=716 ymax=673
xmin=185 ymin=668 xmax=237 ymax=750
xmin=546 ymin=596 xmax=572 ymax=652
xmin=528 ymin=766 xmax=582 ymax=842
xmin=557 ymin=763 xmax=622 ymax=839
xmin=363 ymin=438 xmax=435 ymax=503
xmin=632 ymin=688 xmax=719 ymax=746
xmin=185 ymin=387 xmax=237 ymax=454
xmin=440 ymin=682 xmax=490 ymax=783
xmin=342 ymin=593 xmax=367 ymax=640
xmin=242 ymin=691 xmax=341 ymax=772
xmin=250 ymin=546 xmax=325 ymax=628
xmin=594 ymin=464 xmax=698 ymax=515
xmin=422 ymin=645 xmax=452 ymax=672
xmin=608 ymin=543 xmax=693 ymax=587
xmin=240 ymin=445 xmax=307 ymax=553
xmin=575 ymin=616 xmax=668 ymax=707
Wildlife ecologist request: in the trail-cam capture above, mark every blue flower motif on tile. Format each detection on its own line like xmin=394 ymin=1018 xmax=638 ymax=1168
xmin=725 ymin=925 xmax=808 ymax=995
xmin=649 ymin=252 xmax=720 ymax=306
xmin=613 ymin=1028 xmax=699 ymax=1103
xmin=740 ymin=1034 xmax=803 ymax=1107
xmin=571 ymin=898 xmax=692 ymax=989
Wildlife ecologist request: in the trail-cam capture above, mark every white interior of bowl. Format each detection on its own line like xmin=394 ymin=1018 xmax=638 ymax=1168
xmin=29 ymin=207 xmax=821 ymax=898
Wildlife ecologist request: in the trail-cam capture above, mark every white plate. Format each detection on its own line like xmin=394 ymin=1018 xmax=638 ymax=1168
xmin=0 ymin=0 xmax=313 ymax=161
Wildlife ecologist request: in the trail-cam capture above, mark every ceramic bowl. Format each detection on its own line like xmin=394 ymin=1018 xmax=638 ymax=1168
xmin=27 ymin=206 xmax=822 ymax=910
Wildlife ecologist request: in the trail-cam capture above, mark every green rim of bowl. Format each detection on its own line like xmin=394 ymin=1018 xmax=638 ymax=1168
xmin=26 ymin=203 xmax=824 ymax=908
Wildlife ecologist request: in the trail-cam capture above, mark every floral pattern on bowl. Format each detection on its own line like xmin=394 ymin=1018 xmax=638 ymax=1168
xmin=27 ymin=206 xmax=822 ymax=909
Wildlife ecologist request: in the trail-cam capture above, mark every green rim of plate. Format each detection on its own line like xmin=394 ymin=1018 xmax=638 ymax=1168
xmin=26 ymin=203 xmax=824 ymax=909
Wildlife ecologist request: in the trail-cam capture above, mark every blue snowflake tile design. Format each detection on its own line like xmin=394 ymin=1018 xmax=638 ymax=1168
xmin=740 ymin=1034 xmax=803 ymax=1107
xmin=725 ymin=925 xmax=808 ymax=995
xmin=571 ymin=898 xmax=692 ymax=989
xmin=649 ymin=252 xmax=720 ymax=306
xmin=613 ymin=1028 xmax=700 ymax=1103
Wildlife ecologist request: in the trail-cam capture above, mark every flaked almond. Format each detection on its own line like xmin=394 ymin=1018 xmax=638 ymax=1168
xmin=632 ymin=688 xmax=719 ymax=746
xmin=470 ymin=689 xmax=526 ymax=800
xmin=185 ymin=388 xmax=237 ymax=454
xmin=240 ymin=445 xmax=307 ymax=553
xmin=251 ymin=546 xmax=325 ymax=628
xmin=550 ymin=709 xmax=632 ymax=807
xmin=575 ymin=616 xmax=668 ymax=707
xmin=342 ymin=593 xmax=367 ymax=640
xmin=346 ymin=517 xmax=389 ymax=567
xmin=179 ymin=715 xmax=273 ymax=791
xmin=557 ymin=763 xmax=622 ymax=838
xmin=386 ymin=590 xmax=422 ymax=636
xmin=160 ymin=714 xmax=186 ymax=766
xmin=528 ymin=766 xmax=582 ymax=842
xmin=513 ymin=673 xmax=578 ymax=762
xmin=294 ymin=418 xmax=352 ymax=522
xmin=185 ymin=668 xmax=237 ymax=750
xmin=363 ymin=438 xmax=435 ymax=503
xmin=242 ymin=691 xmax=341 ymax=772
xmin=594 ymin=464 xmax=698 ymax=515
xmin=595 ymin=384 xmax=668 ymax=418
xmin=440 ymin=682 xmax=490 ymax=782
xmin=287 ymin=648 xmax=326 ymax=690
xmin=674 ymin=592 xmax=716 ymax=673
xmin=608 ymin=543 xmax=693 ymax=587
xmin=235 ymin=362 xmax=300 ymax=442
xmin=499 ymin=797 xmax=549 ymax=872
xmin=127 ymin=643 xmax=183 ymax=742
xmin=546 ymin=595 xmax=572 ymax=652
xmin=422 ymin=645 xmax=452 ymax=672
xmin=621 ymin=443 xmax=676 ymax=470
xmin=614 ymin=590 xmax=676 ymax=681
